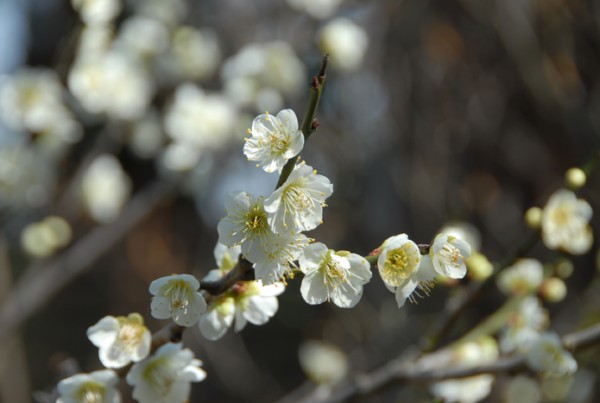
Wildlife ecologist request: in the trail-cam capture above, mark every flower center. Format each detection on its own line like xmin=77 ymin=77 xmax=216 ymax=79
xmin=321 ymin=253 xmax=347 ymax=287
xmin=119 ymin=322 xmax=143 ymax=348
xmin=439 ymin=243 xmax=462 ymax=267
xmin=143 ymin=357 xmax=174 ymax=396
xmin=76 ymin=381 xmax=106 ymax=403
xmin=165 ymin=280 xmax=192 ymax=310
xmin=382 ymin=245 xmax=418 ymax=286
xmin=244 ymin=206 xmax=268 ymax=233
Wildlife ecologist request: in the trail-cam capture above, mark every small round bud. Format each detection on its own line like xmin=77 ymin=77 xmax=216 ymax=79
xmin=524 ymin=207 xmax=543 ymax=229
xmin=540 ymin=277 xmax=567 ymax=303
xmin=554 ymin=258 xmax=573 ymax=279
xmin=565 ymin=167 xmax=586 ymax=190
xmin=467 ymin=252 xmax=494 ymax=281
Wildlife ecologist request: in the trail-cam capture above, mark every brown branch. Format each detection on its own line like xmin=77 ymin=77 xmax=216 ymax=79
xmin=200 ymin=256 xmax=255 ymax=295
xmin=0 ymin=180 xmax=175 ymax=343
xmin=305 ymin=323 xmax=600 ymax=403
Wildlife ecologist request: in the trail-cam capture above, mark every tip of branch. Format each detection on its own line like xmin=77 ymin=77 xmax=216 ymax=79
xmin=319 ymin=54 xmax=329 ymax=79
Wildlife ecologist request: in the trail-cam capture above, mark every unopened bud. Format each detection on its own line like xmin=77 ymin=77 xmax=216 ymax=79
xmin=540 ymin=277 xmax=567 ymax=303
xmin=524 ymin=207 xmax=543 ymax=229
xmin=554 ymin=258 xmax=573 ymax=279
xmin=467 ymin=252 xmax=494 ymax=281
xmin=565 ymin=167 xmax=586 ymax=190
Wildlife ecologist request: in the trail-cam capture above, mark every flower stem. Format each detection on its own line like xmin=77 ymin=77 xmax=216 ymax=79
xmin=276 ymin=54 xmax=329 ymax=189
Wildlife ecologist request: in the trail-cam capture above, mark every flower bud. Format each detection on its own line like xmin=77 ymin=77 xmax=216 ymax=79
xmin=565 ymin=167 xmax=586 ymax=190
xmin=467 ymin=253 xmax=494 ymax=281
xmin=554 ymin=258 xmax=573 ymax=279
xmin=524 ymin=207 xmax=543 ymax=229
xmin=539 ymin=277 xmax=567 ymax=303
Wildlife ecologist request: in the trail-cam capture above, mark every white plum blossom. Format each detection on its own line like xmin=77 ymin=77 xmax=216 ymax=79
xmin=169 ymin=26 xmax=221 ymax=81
xmin=57 ymin=369 xmax=121 ymax=403
xmin=526 ymin=332 xmax=577 ymax=376
xmin=253 ymin=231 xmax=310 ymax=284
xmin=149 ymin=274 xmax=207 ymax=327
xmin=286 ymin=0 xmax=343 ymax=19
xmin=244 ymin=109 xmax=304 ymax=173
xmin=214 ymin=242 xmax=242 ymax=273
xmin=126 ymin=343 xmax=206 ymax=403
xmin=541 ymin=189 xmax=593 ymax=255
xmin=500 ymin=296 xmax=548 ymax=353
xmin=497 ymin=259 xmax=544 ymax=296
xmin=198 ymin=295 xmax=235 ymax=340
xmin=319 ymin=18 xmax=369 ymax=71
xmin=299 ymin=243 xmax=371 ymax=308
xmin=81 ymin=154 xmax=131 ymax=223
xmin=429 ymin=233 xmax=471 ymax=279
xmin=377 ymin=234 xmax=422 ymax=287
xmin=68 ymin=50 xmax=153 ymax=120
xmin=217 ymin=191 xmax=274 ymax=263
xmin=86 ymin=313 xmax=151 ymax=369
xmin=298 ymin=340 xmax=348 ymax=385
xmin=388 ymin=255 xmax=437 ymax=308
xmin=264 ymin=163 xmax=333 ymax=233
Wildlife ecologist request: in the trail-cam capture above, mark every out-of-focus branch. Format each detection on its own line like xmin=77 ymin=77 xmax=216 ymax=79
xmin=307 ymin=322 xmax=600 ymax=403
xmin=0 ymin=180 xmax=175 ymax=343
xmin=420 ymin=231 xmax=539 ymax=352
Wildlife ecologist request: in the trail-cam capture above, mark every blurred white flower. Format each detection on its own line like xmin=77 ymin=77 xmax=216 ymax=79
xmin=115 ymin=16 xmax=169 ymax=59
xmin=299 ymin=242 xmax=371 ymax=308
xmin=541 ymin=189 xmax=593 ymax=255
xmin=420 ymin=337 xmax=499 ymax=403
xmin=164 ymin=83 xmax=237 ymax=158
xmin=429 ymin=233 xmax=471 ymax=279
xmin=57 ymin=369 xmax=121 ymax=403
xmin=526 ymin=332 xmax=577 ymax=376
xmin=222 ymin=42 xmax=305 ymax=110
xmin=0 ymin=69 xmax=81 ymax=144
xmin=69 ymin=50 xmax=153 ymax=120
xmin=81 ymin=154 xmax=131 ymax=223
xmin=286 ymin=0 xmax=344 ymax=19
xmin=497 ymin=258 xmax=544 ymax=296
xmin=76 ymin=25 xmax=114 ymax=59
xmin=130 ymin=0 xmax=187 ymax=26
xmin=504 ymin=376 xmax=542 ymax=403
xmin=319 ymin=18 xmax=369 ymax=71
xmin=500 ymin=296 xmax=548 ymax=354
xmin=298 ymin=340 xmax=348 ymax=385
xmin=244 ymin=109 xmax=304 ymax=173
xmin=169 ymin=27 xmax=221 ymax=81
xmin=21 ymin=216 xmax=72 ymax=258
xmin=149 ymin=274 xmax=207 ymax=327
xmin=71 ymin=0 xmax=121 ymax=26
xmin=87 ymin=313 xmax=151 ymax=369
xmin=126 ymin=343 xmax=206 ymax=403
xmin=129 ymin=110 xmax=165 ymax=159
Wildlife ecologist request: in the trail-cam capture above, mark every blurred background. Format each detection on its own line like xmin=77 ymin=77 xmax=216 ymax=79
xmin=0 ymin=0 xmax=599 ymax=401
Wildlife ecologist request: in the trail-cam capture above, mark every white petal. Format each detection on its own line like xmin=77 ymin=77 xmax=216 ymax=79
xmin=300 ymin=272 xmax=328 ymax=305
xmin=150 ymin=296 xmax=172 ymax=320
xmin=87 ymin=316 xmax=119 ymax=348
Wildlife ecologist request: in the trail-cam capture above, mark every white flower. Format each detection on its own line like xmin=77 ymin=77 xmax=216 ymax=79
xmin=286 ymin=0 xmax=343 ymax=19
xmin=299 ymin=243 xmax=371 ymax=308
xmin=500 ymin=296 xmax=548 ymax=354
xmin=126 ymin=343 xmax=206 ymax=403
xmin=389 ymin=255 xmax=437 ymax=307
xmin=377 ymin=234 xmax=422 ymax=287
xmin=319 ymin=18 xmax=369 ymax=71
xmin=497 ymin=259 xmax=544 ymax=296
xmin=69 ymin=51 xmax=153 ymax=120
xmin=298 ymin=340 xmax=348 ymax=385
xmin=149 ymin=274 xmax=207 ymax=327
xmin=243 ymin=109 xmax=304 ymax=173
xmin=164 ymin=84 xmax=236 ymax=152
xmin=81 ymin=154 xmax=131 ymax=223
xmin=115 ymin=16 xmax=169 ymax=59
xmin=71 ymin=0 xmax=121 ymax=25
xmin=429 ymin=233 xmax=471 ymax=279
xmin=541 ymin=189 xmax=593 ymax=255
xmin=253 ymin=232 xmax=310 ymax=284
xmin=420 ymin=337 xmax=498 ymax=403
xmin=86 ymin=313 xmax=151 ymax=369
xmin=217 ymin=191 xmax=274 ymax=262
xmin=170 ymin=27 xmax=221 ymax=80
xmin=214 ymin=242 xmax=242 ymax=273
xmin=198 ymin=295 xmax=235 ymax=340
xmin=57 ymin=369 xmax=121 ymax=403
xmin=526 ymin=332 xmax=577 ymax=375
xmin=264 ymin=163 xmax=333 ymax=233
